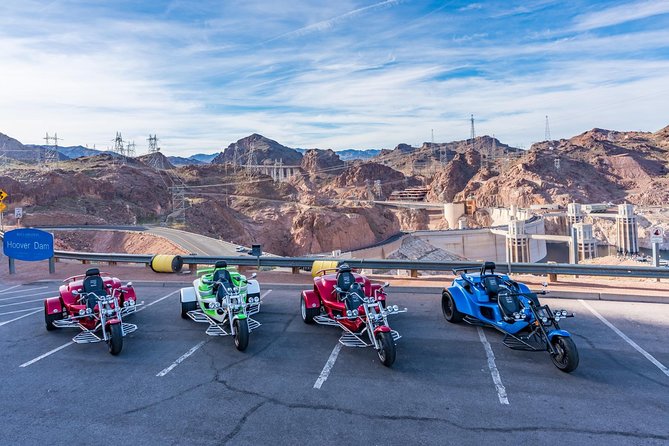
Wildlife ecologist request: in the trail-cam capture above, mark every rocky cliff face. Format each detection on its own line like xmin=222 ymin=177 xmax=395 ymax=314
xmin=2 ymin=124 xmax=669 ymax=256
xmin=300 ymin=149 xmax=346 ymax=173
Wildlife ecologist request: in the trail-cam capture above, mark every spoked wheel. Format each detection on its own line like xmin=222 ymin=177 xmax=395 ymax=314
xmin=442 ymin=291 xmax=463 ymax=323
xmin=108 ymin=323 xmax=123 ymax=356
xmin=181 ymin=300 xmax=197 ymax=319
xmin=300 ymin=295 xmax=319 ymax=324
xmin=234 ymin=318 xmax=249 ymax=351
xmin=550 ymin=336 xmax=579 ymax=372
xmin=376 ymin=331 xmax=396 ymax=367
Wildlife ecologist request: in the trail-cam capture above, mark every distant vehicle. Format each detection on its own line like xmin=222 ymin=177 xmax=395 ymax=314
xmin=442 ymin=262 xmax=579 ymax=372
xmin=300 ymin=263 xmax=406 ymax=366
xmin=43 ymin=268 xmax=138 ymax=355
xmin=235 ymin=246 xmax=245 ymax=252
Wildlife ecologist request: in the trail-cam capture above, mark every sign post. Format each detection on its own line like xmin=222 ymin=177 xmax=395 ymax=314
xmin=0 ymin=189 xmax=7 ymax=231
xmin=2 ymin=228 xmax=55 ymax=274
xmin=649 ymin=227 xmax=664 ymax=267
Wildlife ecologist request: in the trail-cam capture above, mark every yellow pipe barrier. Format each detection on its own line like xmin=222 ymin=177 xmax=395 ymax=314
xmin=311 ymin=260 xmax=339 ymax=278
xmin=150 ymin=254 xmax=184 ymax=273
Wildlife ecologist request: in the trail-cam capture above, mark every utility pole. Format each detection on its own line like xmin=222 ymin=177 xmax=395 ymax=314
xmin=545 ymin=115 xmax=551 ymax=141
xmin=126 ymin=140 xmax=136 ymax=158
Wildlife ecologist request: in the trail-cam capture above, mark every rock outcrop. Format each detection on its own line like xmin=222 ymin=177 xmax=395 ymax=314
xmin=211 ymin=133 xmax=303 ymax=166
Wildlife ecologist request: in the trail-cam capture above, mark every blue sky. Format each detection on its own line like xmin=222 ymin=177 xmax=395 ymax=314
xmin=1 ymin=0 xmax=669 ymax=156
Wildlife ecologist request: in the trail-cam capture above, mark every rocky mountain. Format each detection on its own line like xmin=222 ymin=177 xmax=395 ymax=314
xmin=2 ymin=124 xmax=669 ymax=255
xmin=190 ymin=153 xmax=218 ymax=163
xmin=336 ymin=149 xmax=380 ymax=160
xmin=211 ymin=133 xmax=303 ymax=166
xmin=375 ymin=136 xmax=520 ymax=175
xmin=168 ymin=155 xmax=204 ymax=166
xmin=456 ymin=127 xmax=669 ymax=207
xmin=1 ymin=133 xmax=44 ymax=161
xmin=29 ymin=144 xmax=101 ymax=159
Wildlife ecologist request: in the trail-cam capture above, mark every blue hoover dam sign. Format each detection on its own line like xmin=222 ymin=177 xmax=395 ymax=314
xmin=3 ymin=228 xmax=54 ymax=261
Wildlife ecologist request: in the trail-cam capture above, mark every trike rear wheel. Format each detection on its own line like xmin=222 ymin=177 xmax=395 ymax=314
xmin=300 ymin=295 xmax=319 ymax=324
xmin=442 ymin=291 xmax=463 ymax=323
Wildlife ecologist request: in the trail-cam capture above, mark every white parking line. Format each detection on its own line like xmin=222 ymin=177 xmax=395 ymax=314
xmin=579 ymin=299 xmax=669 ymax=378
xmin=19 ymin=290 xmax=178 ymax=368
xmin=0 ymin=298 xmax=47 ymax=308
xmin=0 ymin=307 xmax=41 ymax=316
xmin=156 ymin=341 xmax=207 ymax=377
xmin=0 ymin=309 xmax=42 ymax=327
xmin=136 ymin=290 xmax=179 ymax=312
xmin=314 ymin=343 xmax=342 ymax=389
xmin=0 ymin=284 xmax=25 ymax=294
xmin=0 ymin=291 xmax=56 ymax=302
xmin=477 ymin=327 xmax=509 ymax=405
xmin=20 ymin=342 xmax=75 ymax=368
xmin=0 ymin=286 xmax=48 ymax=296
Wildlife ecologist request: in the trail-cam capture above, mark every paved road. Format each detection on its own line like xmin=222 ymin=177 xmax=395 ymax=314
xmin=1 ymin=283 xmax=668 ymax=445
xmin=146 ymin=226 xmax=243 ymax=256
xmin=30 ymin=225 xmax=244 ymax=256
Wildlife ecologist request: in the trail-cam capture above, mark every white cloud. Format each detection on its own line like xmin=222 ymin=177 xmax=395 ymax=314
xmin=573 ymin=0 xmax=669 ymax=31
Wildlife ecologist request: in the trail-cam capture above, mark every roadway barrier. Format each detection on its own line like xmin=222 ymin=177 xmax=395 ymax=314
xmin=149 ymin=254 xmax=183 ymax=273
xmin=49 ymin=250 xmax=669 ymax=280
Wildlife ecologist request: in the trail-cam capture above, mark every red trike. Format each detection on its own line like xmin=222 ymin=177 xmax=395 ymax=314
xmin=43 ymin=268 xmax=138 ymax=355
xmin=300 ymin=263 xmax=406 ymax=366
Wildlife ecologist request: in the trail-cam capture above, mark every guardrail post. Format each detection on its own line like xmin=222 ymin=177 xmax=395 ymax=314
xmin=292 ymin=266 xmax=300 ymax=274
xmin=189 ymin=263 xmax=198 ymax=274
xmin=9 ymin=257 xmax=15 ymax=275
xmin=49 ymin=257 xmax=55 ymax=274
xmin=548 ymin=273 xmax=557 ymax=283
xmin=410 ymin=269 xmax=418 ymax=278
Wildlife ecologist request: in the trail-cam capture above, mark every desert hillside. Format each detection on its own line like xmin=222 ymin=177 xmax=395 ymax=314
xmin=1 ymin=126 xmax=668 ymax=255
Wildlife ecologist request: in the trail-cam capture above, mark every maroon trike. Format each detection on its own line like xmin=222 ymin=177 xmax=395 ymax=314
xmin=43 ymin=268 xmax=138 ymax=355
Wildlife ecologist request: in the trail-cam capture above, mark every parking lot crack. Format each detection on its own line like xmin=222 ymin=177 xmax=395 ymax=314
xmin=218 ymin=401 xmax=266 ymax=445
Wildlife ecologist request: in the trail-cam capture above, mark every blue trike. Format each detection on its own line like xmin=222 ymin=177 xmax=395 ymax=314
xmin=442 ymin=262 xmax=579 ymax=372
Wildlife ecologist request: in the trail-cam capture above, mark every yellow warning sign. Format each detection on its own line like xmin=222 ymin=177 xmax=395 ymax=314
xmin=0 ymin=202 xmax=6 ymax=212
xmin=0 ymin=189 xmax=7 ymax=201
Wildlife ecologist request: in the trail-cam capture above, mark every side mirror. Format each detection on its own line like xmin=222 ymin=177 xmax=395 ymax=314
xmin=72 ymin=290 xmax=79 ymax=296
xmin=541 ymin=282 xmax=548 ymax=288
xmin=106 ymin=284 xmax=113 ymax=288
xmin=250 ymin=273 xmax=257 ymax=279
xmin=126 ymin=282 xmax=133 ymax=287
xmin=383 ymin=282 xmax=390 ymax=288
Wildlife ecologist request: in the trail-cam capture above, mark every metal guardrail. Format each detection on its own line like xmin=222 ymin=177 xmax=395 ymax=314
xmin=51 ymin=250 xmax=669 ymax=279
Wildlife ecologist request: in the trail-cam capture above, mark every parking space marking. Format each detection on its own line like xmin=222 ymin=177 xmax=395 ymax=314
xmin=0 ymin=298 xmax=47 ymax=308
xmin=156 ymin=341 xmax=207 ymax=377
xmin=18 ymin=289 xmax=179 ymax=368
xmin=0 ymin=309 xmax=42 ymax=327
xmin=0 ymin=286 xmax=48 ymax=296
xmin=313 ymin=343 xmax=342 ymax=390
xmin=0 ymin=284 xmax=28 ymax=294
xmin=579 ymin=299 xmax=669 ymax=378
xmin=20 ymin=342 xmax=74 ymax=368
xmin=0 ymin=307 xmax=40 ymax=316
xmin=477 ymin=327 xmax=509 ymax=405
xmin=0 ymin=290 xmax=56 ymax=302
xmin=136 ymin=289 xmax=179 ymax=312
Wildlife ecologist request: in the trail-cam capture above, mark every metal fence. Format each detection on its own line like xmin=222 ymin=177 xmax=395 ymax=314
xmin=51 ymin=250 xmax=669 ymax=279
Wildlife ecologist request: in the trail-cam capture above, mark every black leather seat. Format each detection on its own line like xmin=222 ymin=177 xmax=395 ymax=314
xmin=82 ymin=268 xmax=105 ymax=309
xmin=482 ymin=275 xmax=501 ymax=301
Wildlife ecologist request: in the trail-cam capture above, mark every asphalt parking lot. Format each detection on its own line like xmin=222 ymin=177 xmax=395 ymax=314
xmin=1 ymin=283 xmax=668 ymax=445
